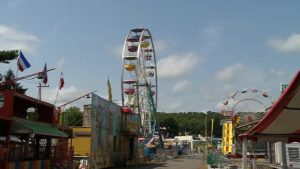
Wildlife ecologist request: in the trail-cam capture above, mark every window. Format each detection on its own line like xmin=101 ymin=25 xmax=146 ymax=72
xmin=0 ymin=94 xmax=4 ymax=108
xmin=288 ymin=147 xmax=300 ymax=162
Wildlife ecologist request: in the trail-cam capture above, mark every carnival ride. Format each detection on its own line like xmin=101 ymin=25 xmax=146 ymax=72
xmin=222 ymin=89 xmax=273 ymax=113
xmin=220 ymin=88 xmax=273 ymax=155
xmin=121 ymin=28 xmax=158 ymax=139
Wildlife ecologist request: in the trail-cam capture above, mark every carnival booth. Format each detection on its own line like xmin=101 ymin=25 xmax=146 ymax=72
xmin=0 ymin=90 xmax=71 ymax=169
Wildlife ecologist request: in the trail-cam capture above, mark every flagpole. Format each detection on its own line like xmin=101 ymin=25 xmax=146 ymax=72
xmin=54 ymin=82 xmax=60 ymax=106
xmin=15 ymin=50 xmax=20 ymax=77
xmin=38 ymin=82 xmax=41 ymax=100
xmin=14 ymin=50 xmax=20 ymax=91
xmin=14 ymin=69 xmax=19 ymax=91
xmin=15 ymin=69 xmax=19 ymax=79
xmin=15 ymin=50 xmax=21 ymax=78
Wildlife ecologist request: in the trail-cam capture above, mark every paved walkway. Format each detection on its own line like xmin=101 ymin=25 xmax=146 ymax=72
xmin=118 ymin=154 xmax=207 ymax=169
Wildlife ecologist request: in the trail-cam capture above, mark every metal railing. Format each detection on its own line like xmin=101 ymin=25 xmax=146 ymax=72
xmin=206 ymin=150 xmax=271 ymax=169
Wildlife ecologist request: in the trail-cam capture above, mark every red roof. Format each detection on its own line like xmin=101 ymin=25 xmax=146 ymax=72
xmin=241 ymin=70 xmax=300 ymax=143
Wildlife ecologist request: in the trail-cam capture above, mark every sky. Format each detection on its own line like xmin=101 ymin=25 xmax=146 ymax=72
xmin=0 ymin=0 xmax=299 ymax=113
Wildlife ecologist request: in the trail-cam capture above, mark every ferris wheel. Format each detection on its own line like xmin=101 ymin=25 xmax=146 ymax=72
xmin=121 ymin=28 xmax=158 ymax=137
xmin=220 ymin=88 xmax=274 ymax=125
xmin=221 ymin=88 xmax=273 ymax=113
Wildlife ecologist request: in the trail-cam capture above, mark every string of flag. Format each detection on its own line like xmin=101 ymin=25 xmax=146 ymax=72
xmin=16 ymin=50 xmax=64 ymax=89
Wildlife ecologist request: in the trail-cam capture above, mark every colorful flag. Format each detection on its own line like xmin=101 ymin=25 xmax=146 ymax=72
xmin=42 ymin=63 xmax=48 ymax=84
xmin=59 ymin=72 xmax=64 ymax=90
xmin=17 ymin=50 xmax=31 ymax=72
xmin=107 ymin=78 xmax=112 ymax=101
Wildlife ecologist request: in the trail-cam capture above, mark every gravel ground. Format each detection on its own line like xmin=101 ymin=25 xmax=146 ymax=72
xmin=117 ymin=154 xmax=207 ymax=169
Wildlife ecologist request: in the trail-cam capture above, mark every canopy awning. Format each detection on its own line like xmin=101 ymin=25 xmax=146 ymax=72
xmin=241 ymin=70 xmax=300 ymax=143
xmin=12 ymin=117 xmax=68 ymax=138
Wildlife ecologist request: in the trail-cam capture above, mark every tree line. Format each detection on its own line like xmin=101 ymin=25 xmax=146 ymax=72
xmin=61 ymin=107 xmax=223 ymax=138
xmin=158 ymin=111 xmax=222 ymax=138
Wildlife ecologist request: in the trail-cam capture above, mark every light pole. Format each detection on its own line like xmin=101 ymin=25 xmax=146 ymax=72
xmin=57 ymin=90 xmax=96 ymax=126
xmin=205 ymin=114 xmax=207 ymax=144
xmin=211 ymin=119 xmax=214 ymax=145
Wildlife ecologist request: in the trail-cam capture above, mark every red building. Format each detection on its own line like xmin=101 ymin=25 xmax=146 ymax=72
xmin=0 ymin=90 xmax=72 ymax=169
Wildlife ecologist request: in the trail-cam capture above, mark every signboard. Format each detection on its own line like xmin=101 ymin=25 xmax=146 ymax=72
xmin=222 ymin=121 xmax=233 ymax=154
xmin=221 ymin=110 xmax=234 ymax=117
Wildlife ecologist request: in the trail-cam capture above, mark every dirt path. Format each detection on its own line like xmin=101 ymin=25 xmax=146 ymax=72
xmin=117 ymin=154 xmax=207 ymax=169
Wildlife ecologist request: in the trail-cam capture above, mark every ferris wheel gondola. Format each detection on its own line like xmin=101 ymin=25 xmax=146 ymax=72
xmin=121 ymin=28 xmax=158 ymax=138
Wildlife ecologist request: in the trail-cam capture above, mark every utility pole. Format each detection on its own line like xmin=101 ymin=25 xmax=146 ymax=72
xmin=211 ymin=119 xmax=214 ymax=145
xmin=205 ymin=114 xmax=207 ymax=165
xmin=37 ymin=82 xmax=49 ymax=100
xmin=57 ymin=90 xmax=97 ymax=126
xmin=205 ymin=115 xmax=207 ymax=143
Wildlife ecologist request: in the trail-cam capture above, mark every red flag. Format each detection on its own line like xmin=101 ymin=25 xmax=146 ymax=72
xmin=59 ymin=72 xmax=64 ymax=90
xmin=42 ymin=63 xmax=48 ymax=84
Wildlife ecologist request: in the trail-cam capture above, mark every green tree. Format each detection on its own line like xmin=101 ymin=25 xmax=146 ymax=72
xmin=159 ymin=117 xmax=179 ymax=137
xmin=206 ymin=111 xmax=222 ymax=138
xmin=0 ymin=50 xmax=19 ymax=64
xmin=157 ymin=111 xmax=223 ymax=138
xmin=62 ymin=106 xmax=83 ymax=126
xmin=0 ymin=69 xmax=27 ymax=93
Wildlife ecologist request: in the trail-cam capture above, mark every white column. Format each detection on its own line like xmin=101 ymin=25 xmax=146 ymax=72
xmin=281 ymin=142 xmax=288 ymax=169
xmin=242 ymin=138 xmax=248 ymax=169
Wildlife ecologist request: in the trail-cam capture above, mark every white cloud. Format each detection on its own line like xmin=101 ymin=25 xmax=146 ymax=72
xmin=157 ymin=52 xmax=204 ymax=79
xmin=223 ymin=84 xmax=235 ymax=92
xmin=167 ymin=101 xmax=183 ymax=112
xmin=269 ymin=69 xmax=285 ymax=76
xmin=216 ymin=101 xmax=225 ymax=111
xmin=110 ymin=44 xmax=123 ymax=58
xmin=56 ymin=57 xmax=65 ymax=70
xmin=154 ymin=39 xmax=176 ymax=54
xmin=200 ymin=26 xmax=223 ymax=49
xmin=265 ymin=69 xmax=285 ymax=81
xmin=42 ymin=86 xmax=89 ymax=108
xmin=0 ymin=25 xmax=40 ymax=54
xmin=172 ymin=80 xmax=191 ymax=93
xmin=215 ymin=63 xmax=247 ymax=81
xmin=268 ymin=33 xmax=300 ymax=53
xmin=42 ymin=18 xmax=66 ymax=44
